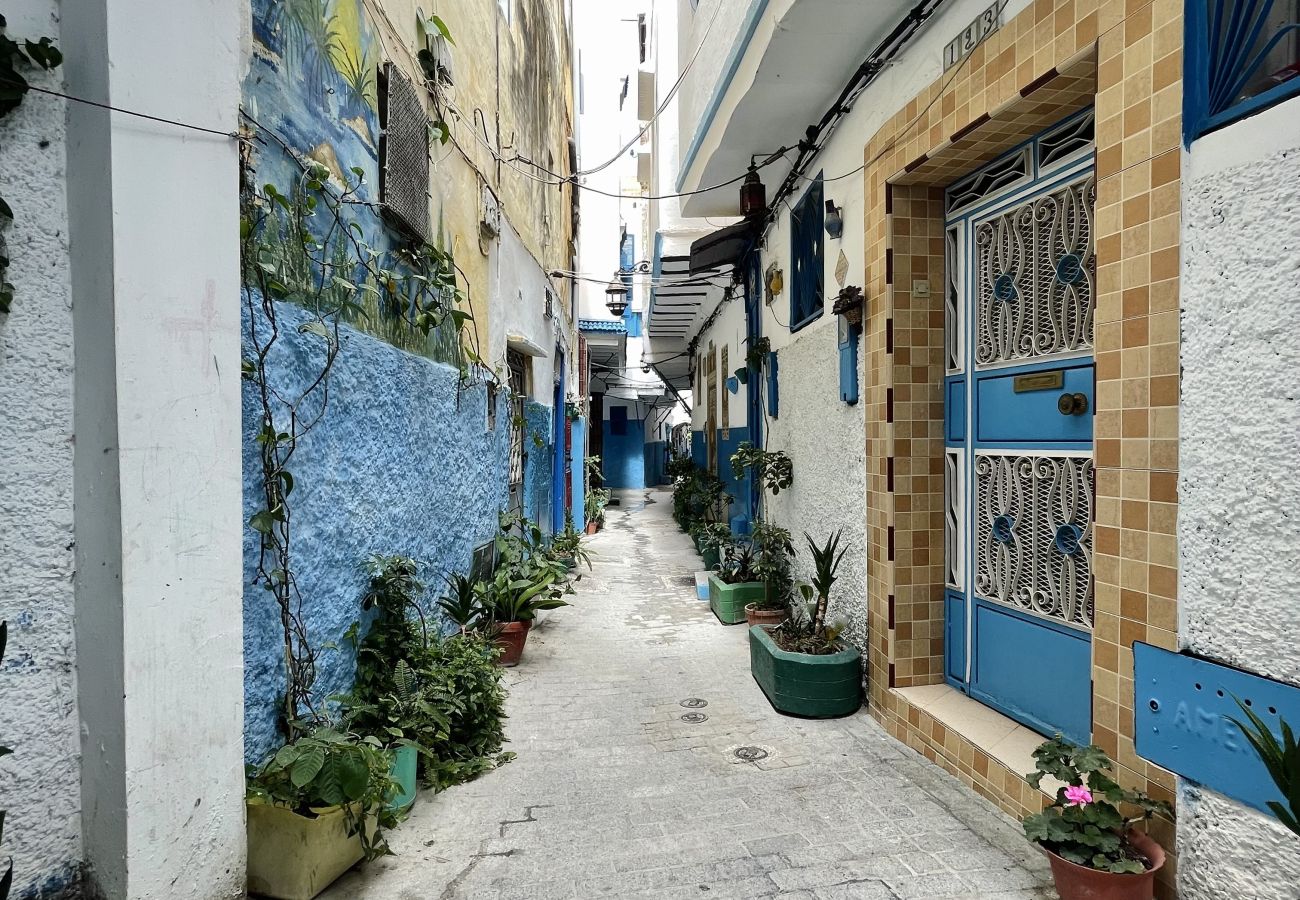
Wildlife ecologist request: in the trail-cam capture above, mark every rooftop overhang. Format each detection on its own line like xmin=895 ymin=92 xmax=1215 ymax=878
xmin=677 ymin=0 xmax=919 ymax=217
xmin=643 ymin=254 xmax=733 ymax=392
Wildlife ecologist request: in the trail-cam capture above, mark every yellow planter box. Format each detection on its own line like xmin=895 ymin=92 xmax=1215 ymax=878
xmin=246 ymin=801 xmax=371 ymax=900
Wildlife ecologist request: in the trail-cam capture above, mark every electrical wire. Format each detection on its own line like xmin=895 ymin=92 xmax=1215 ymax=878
xmin=570 ymin=0 xmax=725 ymax=177
xmin=0 ymin=77 xmax=238 ymax=139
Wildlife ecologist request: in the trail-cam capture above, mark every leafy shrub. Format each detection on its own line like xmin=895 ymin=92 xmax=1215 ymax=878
xmin=348 ymin=556 xmax=513 ymax=791
xmin=1230 ymin=698 xmax=1300 ymax=836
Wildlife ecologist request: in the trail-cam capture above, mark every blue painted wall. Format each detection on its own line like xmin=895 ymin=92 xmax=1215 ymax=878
xmin=570 ymin=417 xmax=587 ymax=530
xmin=240 ymin=0 xmax=504 ymax=766
xmin=602 ymin=416 xmax=646 ymax=489
xmin=522 ymin=401 xmax=555 ymax=534
xmin=644 ymin=441 xmax=666 ymax=487
xmin=691 ymin=430 xmax=707 ymax=470
xmin=716 ymin=427 xmax=753 ymax=531
xmin=241 ymin=302 xmax=508 ymax=764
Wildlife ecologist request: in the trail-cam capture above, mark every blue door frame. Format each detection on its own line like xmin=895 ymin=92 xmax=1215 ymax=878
xmin=742 ymin=251 xmax=763 ymax=523
xmin=943 ymin=113 xmax=1097 ymax=746
xmin=552 ymin=348 xmax=567 ymax=534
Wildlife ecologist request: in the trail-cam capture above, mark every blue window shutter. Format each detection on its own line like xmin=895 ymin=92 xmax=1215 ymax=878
xmin=789 ymin=175 xmax=825 ymax=331
xmin=766 ymin=351 xmax=779 ymax=419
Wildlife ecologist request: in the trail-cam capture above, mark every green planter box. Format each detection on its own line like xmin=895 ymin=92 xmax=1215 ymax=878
xmin=748 ymin=625 xmax=862 ymax=718
xmin=708 ymin=575 xmax=765 ymax=625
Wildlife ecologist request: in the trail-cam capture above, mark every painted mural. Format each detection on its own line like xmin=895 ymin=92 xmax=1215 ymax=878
xmin=244 ymin=0 xmax=461 ymax=363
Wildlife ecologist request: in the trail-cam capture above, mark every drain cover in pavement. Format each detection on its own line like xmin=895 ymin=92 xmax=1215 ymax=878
xmin=733 ymin=745 xmax=769 ymax=762
xmin=679 ymin=712 xmax=709 ymax=724
xmin=679 ymin=698 xmax=708 ymax=708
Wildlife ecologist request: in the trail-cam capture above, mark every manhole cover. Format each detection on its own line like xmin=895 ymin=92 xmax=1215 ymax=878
xmin=679 ymin=698 xmax=708 ymax=709
xmin=680 ymin=712 xmax=709 ymax=724
xmin=733 ymin=746 xmax=769 ymax=762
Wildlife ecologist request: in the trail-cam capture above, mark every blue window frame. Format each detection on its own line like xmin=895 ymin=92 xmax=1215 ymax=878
xmin=789 ymin=174 xmax=824 ymax=332
xmin=1185 ymin=0 xmax=1300 ymax=141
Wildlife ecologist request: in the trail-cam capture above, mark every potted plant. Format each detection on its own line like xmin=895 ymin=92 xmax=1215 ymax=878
xmin=708 ymin=539 xmax=765 ymax=625
xmin=747 ymin=521 xmax=795 ymax=627
xmin=749 ymin=531 xmax=861 ymax=717
xmin=1229 ymin=699 xmax=1300 ymax=836
xmin=485 ymin=512 xmax=574 ymax=665
xmin=831 ymin=284 xmax=864 ymax=328
xmin=691 ymin=521 xmax=731 ymax=571
xmin=584 ymin=487 xmax=612 ymax=534
xmin=730 ymin=442 xmax=793 ymax=495
xmin=246 ymin=726 xmax=398 ymax=900
xmin=549 ymin=513 xmax=592 ymax=572
xmin=1021 ymin=736 xmax=1171 ymax=899
xmin=745 ymin=335 xmax=771 ymax=373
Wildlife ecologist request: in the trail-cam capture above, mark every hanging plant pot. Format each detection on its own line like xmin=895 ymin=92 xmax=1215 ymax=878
xmin=734 ymin=366 xmax=749 ymax=385
xmin=246 ymin=802 xmax=374 ymax=900
xmin=1041 ymin=831 xmax=1165 ymax=900
xmin=493 ymin=620 xmax=531 ymax=667
xmin=832 ymin=285 xmax=865 ymax=329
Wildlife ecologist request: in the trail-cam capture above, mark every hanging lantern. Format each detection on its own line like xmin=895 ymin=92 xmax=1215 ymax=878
xmin=739 ymin=165 xmax=766 ymax=218
xmin=605 ymin=275 xmax=629 ymax=317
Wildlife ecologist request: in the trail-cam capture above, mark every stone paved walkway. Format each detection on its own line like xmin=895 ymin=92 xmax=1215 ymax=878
xmin=324 ymin=489 xmax=1055 ymax=899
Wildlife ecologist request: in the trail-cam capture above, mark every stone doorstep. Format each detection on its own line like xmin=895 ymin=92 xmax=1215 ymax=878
xmin=892 ymin=685 xmax=1068 ymax=801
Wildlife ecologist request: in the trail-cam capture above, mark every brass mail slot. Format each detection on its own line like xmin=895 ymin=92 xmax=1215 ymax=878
xmin=1013 ymin=370 xmax=1064 ymax=392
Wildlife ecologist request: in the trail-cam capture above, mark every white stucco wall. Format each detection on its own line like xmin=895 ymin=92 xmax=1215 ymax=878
xmin=0 ymin=3 xmax=83 ymax=895
xmin=494 ymin=217 xmax=569 ymax=398
xmin=764 ymin=325 xmax=868 ymax=647
xmin=1178 ymin=95 xmax=1300 ymax=898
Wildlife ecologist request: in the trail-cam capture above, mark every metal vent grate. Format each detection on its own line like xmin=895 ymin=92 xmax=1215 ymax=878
xmin=379 ymin=62 xmax=430 ymax=243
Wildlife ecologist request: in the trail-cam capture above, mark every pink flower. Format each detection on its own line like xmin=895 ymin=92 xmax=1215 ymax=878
xmin=1064 ymin=785 xmax=1093 ymax=807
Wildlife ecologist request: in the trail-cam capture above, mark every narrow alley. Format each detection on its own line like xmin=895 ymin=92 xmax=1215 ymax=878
xmin=324 ymin=491 xmax=1053 ymax=900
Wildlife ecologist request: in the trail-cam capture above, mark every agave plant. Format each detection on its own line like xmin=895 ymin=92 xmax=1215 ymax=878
xmin=804 ymin=530 xmax=847 ymax=635
xmin=1230 ymin=698 xmax=1300 ymax=836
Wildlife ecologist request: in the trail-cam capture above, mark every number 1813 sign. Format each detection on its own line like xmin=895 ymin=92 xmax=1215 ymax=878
xmin=943 ymin=2 xmax=1001 ymax=71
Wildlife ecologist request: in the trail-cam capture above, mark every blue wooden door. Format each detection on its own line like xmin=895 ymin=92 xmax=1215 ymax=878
xmin=943 ymin=112 xmax=1097 ymax=745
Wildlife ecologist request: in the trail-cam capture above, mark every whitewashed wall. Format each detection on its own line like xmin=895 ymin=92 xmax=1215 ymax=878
xmin=1177 ymin=95 xmax=1300 ymax=899
xmin=0 ymin=3 xmax=83 ymax=895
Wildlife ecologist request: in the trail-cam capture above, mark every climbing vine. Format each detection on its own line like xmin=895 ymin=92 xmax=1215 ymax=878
xmin=241 ymin=157 xmax=471 ymax=739
xmin=0 ymin=16 xmax=62 ymax=315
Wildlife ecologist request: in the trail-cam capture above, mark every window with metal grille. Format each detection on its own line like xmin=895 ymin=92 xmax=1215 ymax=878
xmin=379 ymin=62 xmax=431 ymax=243
xmin=1186 ymin=0 xmax=1300 ymax=140
xmin=507 ymin=351 xmax=527 ymax=489
xmin=789 ymin=175 xmax=824 ymax=332
xmin=945 ymin=147 xmax=1031 ymax=217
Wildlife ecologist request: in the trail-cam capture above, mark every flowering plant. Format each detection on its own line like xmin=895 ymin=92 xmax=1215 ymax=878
xmin=1022 ymin=736 xmax=1172 ymax=874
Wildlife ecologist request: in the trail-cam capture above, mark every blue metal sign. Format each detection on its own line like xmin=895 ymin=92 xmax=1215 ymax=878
xmin=1134 ymin=642 xmax=1300 ymax=815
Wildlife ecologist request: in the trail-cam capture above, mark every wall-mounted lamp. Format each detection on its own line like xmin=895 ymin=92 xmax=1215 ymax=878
xmin=739 ymin=165 xmax=766 ymax=218
xmin=824 ymin=199 xmax=844 ymax=239
xmin=605 ymin=274 xmax=629 ymax=317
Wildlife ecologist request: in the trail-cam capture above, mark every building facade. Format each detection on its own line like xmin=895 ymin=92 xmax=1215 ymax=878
xmin=647 ymin=1 xmax=1300 ymax=897
xmin=0 ymin=0 xmax=577 ymax=896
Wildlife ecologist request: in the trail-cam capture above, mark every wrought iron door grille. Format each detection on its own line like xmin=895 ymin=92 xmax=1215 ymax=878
xmin=974 ymin=174 xmax=1095 ymax=368
xmin=974 ymin=453 xmax=1094 ymax=629
xmin=508 ymin=352 xmax=526 ymax=489
xmin=379 ymin=62 xmax=431 ymax=243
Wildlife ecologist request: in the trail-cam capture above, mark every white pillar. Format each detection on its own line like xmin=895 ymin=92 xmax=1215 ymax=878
xmin=63 ymin=0 xmax=246 ymax=896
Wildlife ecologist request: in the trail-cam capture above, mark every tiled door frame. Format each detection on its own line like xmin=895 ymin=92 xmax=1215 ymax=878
xmin=857 ymin=2 xmax=1183 ymax=897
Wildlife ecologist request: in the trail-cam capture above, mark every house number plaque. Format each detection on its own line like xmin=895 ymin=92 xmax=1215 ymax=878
xmin=1013 ymin=370 xmax=1064 ymax=392
xmin=944 ymin=2 xmax=1001 ymax=71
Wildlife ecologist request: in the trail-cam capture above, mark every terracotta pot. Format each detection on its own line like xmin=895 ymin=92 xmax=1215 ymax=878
xmin=493 ymin=621 xmax=531 ymax=667
xmin=1043 ymin=830 xmax=1165 ymax=900
xmin=585 ymin=522 xmax=598 ymax=535
xmin=745 ymin=604 xmax=786 ymax=628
